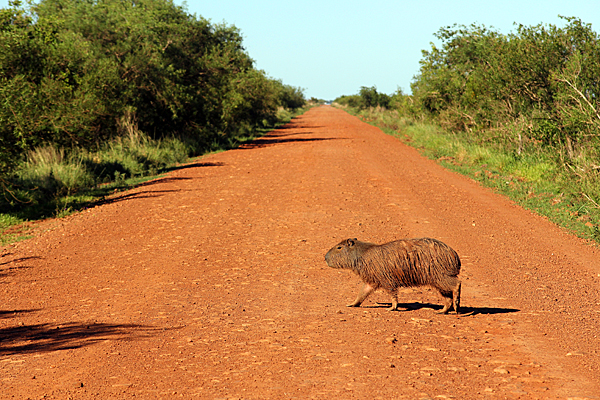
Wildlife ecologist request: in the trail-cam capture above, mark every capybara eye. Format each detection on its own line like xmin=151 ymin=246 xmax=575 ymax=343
xmin=337 ymin=246 xmax=342 ymax=250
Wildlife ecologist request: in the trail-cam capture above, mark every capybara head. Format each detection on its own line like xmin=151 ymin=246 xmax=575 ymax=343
xmin=325 ymin=238 xmax=374 ymax=270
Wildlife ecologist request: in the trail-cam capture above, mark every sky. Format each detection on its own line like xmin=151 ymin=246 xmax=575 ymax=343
xmin=3 ymin=0 xmax=600 ymax=100
xmin=185 ymin=0 xmax=600 ymax=100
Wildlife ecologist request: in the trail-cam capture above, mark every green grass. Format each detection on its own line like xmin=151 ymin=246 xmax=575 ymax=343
xmin=0 ymin=214 xmax=33 ymax=244
xmin=0 ymin=106 xmax=309 ymax=245
xmin=346 ymin=106 xmax=600 ymax=244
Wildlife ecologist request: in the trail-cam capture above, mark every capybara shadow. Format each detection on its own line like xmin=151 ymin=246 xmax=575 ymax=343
xmin=325 ymin=237 xmax=462 ymax=314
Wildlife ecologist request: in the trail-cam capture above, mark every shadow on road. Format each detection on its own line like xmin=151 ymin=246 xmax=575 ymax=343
xmin=0 ymin=256 xmax=41 ymax=267
xmin=135 ymin=177 xmax=193 ymax=187
xmin=0 ymin=255 xmax=38 ymax=279
xmin=368 ymin=302 xmax=520 ymax=315
xmin=92 ymin=162 xmax=225 ymax=206
xmin=163 ymin=161 xmax=225 ymax=173
xmin=0 ymin=322 xmax=154 ymax=356
xmin=0 ymin=309 xmax=40 ymax=320
xmin=274 ymin=123 xmax=324 ymax=130
xmin=94 ymin=189 xmax=181 ymax=206
xmin=1 ymin=265 xmax=33 ymax=279
xmin=239 ymin=136 xmax=340 ymax=149
xmin=455 ymin=305 xmax=520 ymax=316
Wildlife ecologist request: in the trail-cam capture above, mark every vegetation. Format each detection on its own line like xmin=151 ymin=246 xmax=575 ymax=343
xmin=0 ymin=0 xmax=306 ymax=240
xmin=335 ymin=17 xmax=600 ymax=243
xmin=335 ymin=86 xmax=398 ymax=109
xmin=411 ymin=17 xmax=600 ymax=155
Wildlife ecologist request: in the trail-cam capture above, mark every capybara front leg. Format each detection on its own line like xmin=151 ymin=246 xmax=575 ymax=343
xmin=347 ymin=282 xmax=376 ymax=307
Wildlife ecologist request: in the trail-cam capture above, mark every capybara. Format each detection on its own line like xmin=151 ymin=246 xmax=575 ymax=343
xmin=325 ymin=237 xmax=461 ymax=314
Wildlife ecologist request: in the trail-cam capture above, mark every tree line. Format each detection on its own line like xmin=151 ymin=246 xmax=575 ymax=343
xmin=337 ymin=17 xmax=600 ymax=160
xmin=0 ymin=0 xmax=305 ymax=177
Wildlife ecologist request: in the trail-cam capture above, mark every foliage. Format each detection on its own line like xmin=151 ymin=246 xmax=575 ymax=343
xmin=334 ymin=94 xmax=362 ymax=108
xmin=308 ymin=97 xmax=326 ymax=105
xmin=0 ymin=0 xmax=309 ymax=241
xmin=335 ymin=86 xmax=413 ymax=112
xmin=0 ymin=0 xmax=305 ymax=180
xmin=388 ymin=88 xmax=415 ymax=115
xmin=335 ymin=86 xmax=392 ymax=109
xmin=0 ymin=0 xmax=307 ymax=228
xmin=274 ymin=80 xmax=306 ymax=110
xmin=411 ymin=17 xmax=600 ymax=159
xmin=358 ymin=86 xmax=391 ymax=108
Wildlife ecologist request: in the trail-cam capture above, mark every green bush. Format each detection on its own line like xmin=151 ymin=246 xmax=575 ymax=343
xmin=411 ymin=17 xmax=600 ymax=158
xmin=334 ymin=94 xmax=362 ymax=108
xmin=274 ymin=81 xmax=306 ymax=110
xmin=335 ymin=86 xmax=395 ymax=110
xmin=333 ymin=17 xmax=600 ymax=243
xmin=0 ymin=0 xmax=306 ymax=225
xmin=0 ymin=0 xmax=296 ymax=179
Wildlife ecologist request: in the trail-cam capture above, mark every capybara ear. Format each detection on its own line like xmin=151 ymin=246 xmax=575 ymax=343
xmin=346 ymin=238 xmax=356 ymax=247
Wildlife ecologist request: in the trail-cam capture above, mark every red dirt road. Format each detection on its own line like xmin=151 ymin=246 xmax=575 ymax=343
xmin=2 ymin=106 xmax=600 ymax=399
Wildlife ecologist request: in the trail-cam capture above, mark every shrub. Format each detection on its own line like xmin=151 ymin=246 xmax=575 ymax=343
xmin=0 ymin=0 xmax=292 ymax=178
xmin=411 ymin=17 xmax=600 ymax=158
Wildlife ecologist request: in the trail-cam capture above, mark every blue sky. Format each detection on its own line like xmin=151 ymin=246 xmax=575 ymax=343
xmin=3 ymin=0 xmax=600 ymax=100
xmin=187 ymin=0 xmax=600 ymax=100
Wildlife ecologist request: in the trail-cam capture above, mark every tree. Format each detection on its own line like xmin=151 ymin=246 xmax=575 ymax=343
xmin=0 ymin=0 xmax=289 ymax=176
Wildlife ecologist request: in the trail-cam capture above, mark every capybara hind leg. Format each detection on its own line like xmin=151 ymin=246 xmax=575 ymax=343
xmin=438 ymin=294 xmax=453 ymax=314
xmin=347 ymin=283 xmax=376 ymax=307
xmin=387 ymin=289 xmax=399 ymax=311
xmin=452 ymin=281 xmax=461 ymax=314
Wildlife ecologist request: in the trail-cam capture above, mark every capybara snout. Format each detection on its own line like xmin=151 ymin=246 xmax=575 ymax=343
xmin=325 ymin=237 xmax=461 ymax=314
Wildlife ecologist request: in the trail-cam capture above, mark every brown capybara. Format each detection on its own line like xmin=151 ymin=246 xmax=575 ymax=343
xmin=325 ymin=237 xmax=461 ymax=314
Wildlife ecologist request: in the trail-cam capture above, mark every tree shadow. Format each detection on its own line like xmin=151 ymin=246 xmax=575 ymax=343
xmin=239 ymin=136 xmax=339 ymax=150
xmin=134 ymin=177 xmax=193 ymax=187
xmin=274 ymin=124 xmax=324 ymax=130
xmin=0 ymin=265 xmax=32 ymax=279
xmin=0 ymin=255 xmax=41 ymax=267
xmin=368 ymin=302 xmax=520 ymax=315
xmin=92 ymin=189 xmax=181 ymax=206
xmin=0 ymin=322 xmax=155 ymax=356
xmin=0 ymin=309 xmax=40 ymax=320
xmin=262 ymin=131 xmax=319 ymax=138
xmin=0 ymin=255 xmax=39 ymax=279
xmin=163 ymin=161 xmax=225 ymax=173
xmin=64 ymin=161 xmax=222 ymax=210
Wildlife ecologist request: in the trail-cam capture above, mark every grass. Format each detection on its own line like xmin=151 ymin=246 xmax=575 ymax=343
xmin=0 ymin=107 xmax=309 ymax=245
xmin=343 ymin=106 xmax=600 ymax=244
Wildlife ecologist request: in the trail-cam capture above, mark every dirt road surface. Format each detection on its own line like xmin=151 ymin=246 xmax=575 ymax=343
xmin=2 ymin=106 xmax=600 ymax=399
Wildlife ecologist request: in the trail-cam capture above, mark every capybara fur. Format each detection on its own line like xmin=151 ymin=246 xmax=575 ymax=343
xmin=325 ymin=237 xmax=461 ymax=314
